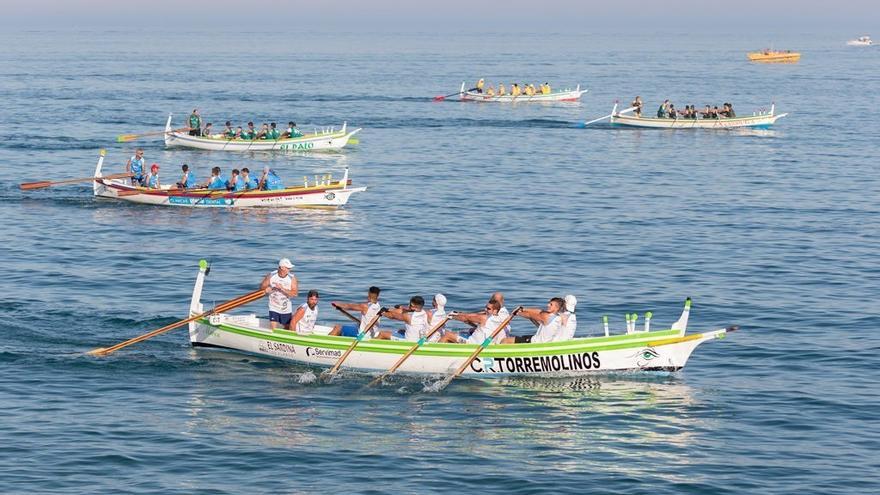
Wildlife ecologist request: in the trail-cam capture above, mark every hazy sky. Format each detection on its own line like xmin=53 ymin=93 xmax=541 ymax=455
xmin=1 ymin=0 xmax=878 ymax=31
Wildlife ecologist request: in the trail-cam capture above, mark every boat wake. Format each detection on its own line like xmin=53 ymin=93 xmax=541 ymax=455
xmin=295 ymin=370 xmax=317 ymax=384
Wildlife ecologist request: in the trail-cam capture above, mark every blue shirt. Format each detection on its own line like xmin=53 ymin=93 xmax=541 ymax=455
xmin=130 ymin=156 xmax=144 ymax=178
xmin=264 ymin=171 xmax=283 ymax=190
xmin=183 ymin=171 xmax=197 ymax=188
xmin=208 ymin=175 xmax=227 ymax=190
xmin=147 ymin=174 xmax=160 ymax=188
xmin=242 ymin=176 xmax=258 ymax=190
xmin=229 ymin=176 xmax=244 ymax=192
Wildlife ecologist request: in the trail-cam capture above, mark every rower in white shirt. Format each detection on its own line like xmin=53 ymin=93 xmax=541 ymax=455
xmin=561 ymin=294 xmax=578 ymax=340
xmin=439 ymin=296 xmax=509 ymax=344
xmin=291 ymin=290 xmax=320 ymax=334
xmin=502 ymin=297 xmax=567 ymax=344
xmin=379 ymin=295 xmax=429 ymax=341
xmin=427 ymin=293 xmax=448 ymax=342
xmin=329 ymin=286 xmax=384 ymax=339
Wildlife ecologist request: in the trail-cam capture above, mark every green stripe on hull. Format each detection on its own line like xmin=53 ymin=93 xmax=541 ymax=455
xmin=201 ymin=320 xmax=682 ymax=358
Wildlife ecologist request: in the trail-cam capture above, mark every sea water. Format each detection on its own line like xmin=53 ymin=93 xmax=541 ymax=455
xmin=0 ymin=30 xmax=878 ymax=494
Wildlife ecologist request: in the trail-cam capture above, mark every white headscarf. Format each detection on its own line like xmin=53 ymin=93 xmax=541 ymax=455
xmin=564 ymin=295 xmax=577 ymax=313
xmin=434 ymin=293 xmax=447 ymax=312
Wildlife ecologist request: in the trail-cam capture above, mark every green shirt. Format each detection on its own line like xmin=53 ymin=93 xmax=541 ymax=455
xmin=189 ymin=114 xmax=201 ymax=129
xmin=224 ymin=128 xmax=236 ymax=138
xmin=288 ymin=127 xmax=303 ymax=138
xmin=240 ymin=129 xmax=255 ymax=140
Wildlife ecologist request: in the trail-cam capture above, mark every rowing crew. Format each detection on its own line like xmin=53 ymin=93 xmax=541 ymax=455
xmin=260 ymin=259 xmax=578 ymax=344
xmin=187 ymin=109 xmax=305 ymax=140
xmin=473 ymin=79 xmax=552 ymax=97
xmin=645 ymin=98 xmax=737 ymax=119
xmin=125 ymin=152 xmax=284 ymax=191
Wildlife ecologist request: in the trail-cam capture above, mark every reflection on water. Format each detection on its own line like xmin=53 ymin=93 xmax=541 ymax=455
xmin=182 ymin=351 xmax=706 ymax=482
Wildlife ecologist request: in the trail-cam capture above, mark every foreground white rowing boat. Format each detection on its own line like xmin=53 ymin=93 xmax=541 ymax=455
xmin=163 ymin=114 xmax=361 ymax=152
xmin=608 ymin=103 xmax=787 ymax=129
xmin=91 ymin=151 xmax=365 ymax=208
xmin=187 ymin=262 xmax=735 ymax=377
xmin=458 ymin=82 xmax=587 ymax=102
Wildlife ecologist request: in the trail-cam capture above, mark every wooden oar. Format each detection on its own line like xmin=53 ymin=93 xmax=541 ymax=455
xmin=433 ymin=88 xmax=476 ymax=101
xmin=20 ymin=172 xmax=133 ymax=191
xmin=322 ymin=310 xmax=385 ymax=378
xmin=332 ymin=303 xmax=362 ymax=323
xmin=87 ymin=289 xmax=265 ymax=356
xmin=447 ymin=306 xmax=522 ymax=380
xmin=116 ymin=127 xmax=191 ymax=143
xmin=368 ymin=313 xmax=454 ymax=386
xmin=583 ymin=106 xmax=637 ymax=126
xmin=116 ymin=187 xmax=183 ymax=197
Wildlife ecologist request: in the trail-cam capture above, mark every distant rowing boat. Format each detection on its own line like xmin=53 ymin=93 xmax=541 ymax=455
xmin=747 ymin=50 xmax=801 ymax=63
xmin=847 ymin=36 xmax=873 ymax=46
xmin=608 ymin=103 xmax=787 ymax=129
xmin=163 ymin=114 xmax=361 ymax=152
xmin=458 ymin=82 xmax=587 ymax=102
xmin=187 ymin=261 xmax=735 ymax=377
xmin=91 ymin=150 xmax=366 ymax=208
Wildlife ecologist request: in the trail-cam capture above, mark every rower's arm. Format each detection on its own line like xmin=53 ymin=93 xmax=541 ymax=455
xmin=286 ymin=275 xmax=298 ymax=298
xmin=517 ymin=308 xmax=546 ymax=327
xmin=259 ymin=273 xmax=272 ymax=293
xmin=332 ymin=301 xmax=368 ymax=314
xmin=451 ymin=312 xmax=485 ymax=327
xmin=290 ymin=306 xmax=305 ymax=330
xmin=382 ymin=307 xmax=410 ymax=323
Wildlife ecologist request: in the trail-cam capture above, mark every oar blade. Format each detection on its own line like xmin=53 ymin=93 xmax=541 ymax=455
xmin=116 ymin=134 xmax=137 ymax=143
xmin=19 ymin=181 xmax=52 ymax=190
xmin=433 ymin=95 xmax=446 ymax=101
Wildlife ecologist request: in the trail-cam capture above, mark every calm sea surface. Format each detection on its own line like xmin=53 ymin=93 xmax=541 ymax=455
xmin=0 ymin=30 xmax=878 ymax=494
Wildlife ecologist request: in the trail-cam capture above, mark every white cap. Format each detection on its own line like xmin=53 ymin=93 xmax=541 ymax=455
xmin=434 ymin=293 xmax=447 ymax=310
xmin=564 ymin=294 xmax=577 ymax=312
xmin=263 ymin=165 xmax=271 ymax=173
xmin=279 ymin=258 xmax=294 ymax=269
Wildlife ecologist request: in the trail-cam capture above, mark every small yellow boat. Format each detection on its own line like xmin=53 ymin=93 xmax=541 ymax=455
xmin=747 ymin=49 xmax=801 ymax=63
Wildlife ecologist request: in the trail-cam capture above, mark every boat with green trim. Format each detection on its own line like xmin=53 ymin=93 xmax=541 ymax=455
xmin=164 ymin=114 xmax=361 ymax=152
xmin=188 ymin=262 xmax=735 ymax=377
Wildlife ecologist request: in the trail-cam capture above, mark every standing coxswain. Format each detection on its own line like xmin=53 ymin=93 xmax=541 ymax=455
xmin=126 ymin=148 xmax=146 ymax=186
xmin=188 ymin=109 xmax=202 ymax=136
xmin=260 ymin=258 xmax=299 ymax=331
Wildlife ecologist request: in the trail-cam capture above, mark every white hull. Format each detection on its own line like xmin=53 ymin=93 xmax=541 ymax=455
xmin=186 ymin=263 xmax=733 ymax=378
xmin=91 ymin=151 xmax=365 ymax=209
xmin=164 ymin=114 xmax=360 ymax=152
xmin=459 ymin=82 xmax=587 ymax=102
xmin=846 ymin=41 xmax=873 ymax=46
xmin=608 ymin=103 xmax=786 ymax=129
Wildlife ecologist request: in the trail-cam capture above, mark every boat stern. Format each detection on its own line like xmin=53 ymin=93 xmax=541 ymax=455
xmin=188 ymin=260 xmax=209 ymax=343
xmin=164 ymin=113 xmax=175 ymax=147
xmin=93 ymin=149 xmax=109 ymax=197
